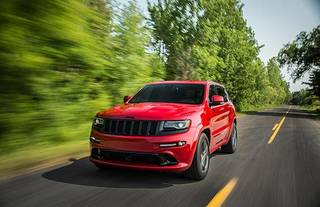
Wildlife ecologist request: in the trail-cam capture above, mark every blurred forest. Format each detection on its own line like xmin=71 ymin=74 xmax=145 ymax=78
xmin=0 ymin=0 xmax=290 ymax=154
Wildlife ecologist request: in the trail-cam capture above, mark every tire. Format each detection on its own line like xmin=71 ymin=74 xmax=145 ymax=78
xmin=184 ymin=133 xmax=210 ymax=180
xmin=221 ymin=123 xmax=237 ymax=153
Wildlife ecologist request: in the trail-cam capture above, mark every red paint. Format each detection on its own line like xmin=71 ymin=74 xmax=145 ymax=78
xmin=90 ymin=81 xmax=236 ymax=172
xmin=211 ymin=95 xmax=224 ymax=103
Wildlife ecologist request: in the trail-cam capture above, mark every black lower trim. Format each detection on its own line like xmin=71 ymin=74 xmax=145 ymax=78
xmin=91 ymin=148 xmax=177 ymax=166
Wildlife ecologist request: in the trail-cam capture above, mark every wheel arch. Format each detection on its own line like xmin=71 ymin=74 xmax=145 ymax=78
xmin=200 ymin=128 xmax=211 ymax=145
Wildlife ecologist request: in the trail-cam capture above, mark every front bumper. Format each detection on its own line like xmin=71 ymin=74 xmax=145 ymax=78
xmin=89 ymin=127 xmax=198 ymax=172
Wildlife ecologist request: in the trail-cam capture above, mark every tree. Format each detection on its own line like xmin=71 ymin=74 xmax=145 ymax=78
xmin=0 ymin=0 xmax=114 ymax=148
xmin=195 ymin=0 xmax=262 ymax=108
xmin=304 ymin=70 xmax=320 ymax=97
xmin=266 ymin=58 xmax=290 ymax=104
xmin=111 ymin=0 xmax=158 ymax=103
xmin=278 ymin=25 xmax=320 ymax=80
xmin=278 ymin=25 xmax=320 ymax=98
xmin=148 ymin=0 xmax=200 ymax=80
xmin=148 ymin=0 xmax=290 ymax=109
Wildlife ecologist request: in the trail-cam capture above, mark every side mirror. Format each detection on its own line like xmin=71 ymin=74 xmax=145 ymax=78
xmin=211 ymin=95 xmax=224 ymax=106
xmin=123 ymin=95 xmax=132 ymax=103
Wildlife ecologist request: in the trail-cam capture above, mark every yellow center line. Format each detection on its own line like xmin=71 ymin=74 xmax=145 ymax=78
xmin=272 ymin=123 xmax=278 ymax=131
xmin=207 ymin=178 xmax=238 ymax=207
xmin=268 ymin=106 xmax=291 ymax=144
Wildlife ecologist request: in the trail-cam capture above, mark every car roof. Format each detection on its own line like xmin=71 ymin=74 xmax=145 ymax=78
xmin=147 ymin=80 xmax=224 ymax=87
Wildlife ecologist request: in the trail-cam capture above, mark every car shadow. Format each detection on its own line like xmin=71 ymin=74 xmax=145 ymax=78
xmin=42 ymin=157 xmax=197 ymax=189
xmin=211 ymin=149 xmax=231 ymax=157
xmin=44 ymin=108 xmax=316 ymax=189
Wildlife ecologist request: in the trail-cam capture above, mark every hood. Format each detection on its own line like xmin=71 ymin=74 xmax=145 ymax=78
xmin=97 ymin=102 xmax=202 ymax=120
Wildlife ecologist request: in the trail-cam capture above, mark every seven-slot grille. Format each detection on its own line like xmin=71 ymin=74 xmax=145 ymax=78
xmin=103 ymin=119 xmax=160 ymax=136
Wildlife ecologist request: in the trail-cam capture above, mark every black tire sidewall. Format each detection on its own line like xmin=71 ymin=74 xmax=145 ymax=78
xmin=195 ymin=133 xmax=210 ymax=178
xmin=221 ymin=122 xmax=237 ymax=153
xmin=231 ymin=124 xmax=237 ymax=151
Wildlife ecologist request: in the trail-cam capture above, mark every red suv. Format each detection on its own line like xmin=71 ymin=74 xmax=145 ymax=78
xmin=90 ymin=81 xmax=237 ymax=180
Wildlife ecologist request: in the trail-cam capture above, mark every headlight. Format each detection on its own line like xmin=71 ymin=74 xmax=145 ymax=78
xmin=162 ymin=120 xmax=191 ymax=130
xmin=93 ymin=117 xmax=104 ymax=128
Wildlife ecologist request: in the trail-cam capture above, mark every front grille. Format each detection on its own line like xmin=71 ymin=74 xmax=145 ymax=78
xmin=103 ymin=119 xmax=160 ymax=136
xmin=93 ymin=118 xmax=188 ymax=136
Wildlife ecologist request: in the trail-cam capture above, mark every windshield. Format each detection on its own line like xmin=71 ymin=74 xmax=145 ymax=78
xmin=129 ymin=84 xmax=205 ymax=104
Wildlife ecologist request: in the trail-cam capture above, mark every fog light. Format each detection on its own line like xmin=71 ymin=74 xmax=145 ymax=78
xmin=159 ymin=141 xmax=186 ymax=148
xmin=177 ymin=141 xmax=186 ymax=146
xmin=159 ymin=143 xmax=177 ymax=147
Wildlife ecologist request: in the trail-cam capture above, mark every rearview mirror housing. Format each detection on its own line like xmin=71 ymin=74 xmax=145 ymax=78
xmin=210 ymin=95 xmax=224 ymax=106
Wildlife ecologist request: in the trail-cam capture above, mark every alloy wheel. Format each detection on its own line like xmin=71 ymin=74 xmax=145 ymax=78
xmin=200 ymin=140 xmax=209 ymax=173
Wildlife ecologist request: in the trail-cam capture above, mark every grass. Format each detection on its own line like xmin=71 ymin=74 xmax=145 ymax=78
xmin=0 ymin=139 xmax=89 ymax=181
xmin=300 ymin=105 xmax=320 ymax=113
xmin=0 ymin=119 xmax=93 ymax=181
xmin=237 ymin=104 xmax=281 ymax=116
xmin=300 ymin=105 xmax=320 ymax=120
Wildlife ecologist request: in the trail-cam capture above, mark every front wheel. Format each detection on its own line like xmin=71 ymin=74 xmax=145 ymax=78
xmin=221 ymin=123 xmax=237 ymax=153
xmin=184 ymin=133 xmax=210 ymax=180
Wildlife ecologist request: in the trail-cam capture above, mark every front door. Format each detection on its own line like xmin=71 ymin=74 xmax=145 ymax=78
xmin=209 ymin=85 xmax=230 ymax=149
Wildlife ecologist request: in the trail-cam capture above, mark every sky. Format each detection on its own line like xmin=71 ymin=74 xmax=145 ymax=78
xmin=135 ymin=0 xmax=320 ymax=91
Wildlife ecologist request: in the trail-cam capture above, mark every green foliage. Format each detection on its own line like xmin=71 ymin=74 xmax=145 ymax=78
xmin=0 ymin=0 xmax=289 ymax=156
xmin=265 ymin=58 xmax=291 ymax=104
xmin=148 ymin=0 xmax=290 ymax=110
xmin=111 ymin=1 xmax=157 ymax=103
xmin=278 ymin=25 xmax=320 ymax=80
xmin=148 ymin=0 xmax=200 ymax=80
xmin=306 ymin=70 xmax=320 ymax=97
xmin=0 ymin=0 xmax=105 ymax=151
xmin=291 ymin=89 xmax=319 ymax=112
xmin=0 ymin=0 xmax=161 ymax=154
xmin=278 ymin=25 xmax=320 ymax=98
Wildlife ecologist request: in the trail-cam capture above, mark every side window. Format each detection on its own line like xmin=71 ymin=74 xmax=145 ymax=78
xmin=224 ymin=90 xmax=230 ymax=102
xmin=216 ymin=86 xmax=228 ymax=102
xmin=209 ymin=85 xmax=218 ymax=100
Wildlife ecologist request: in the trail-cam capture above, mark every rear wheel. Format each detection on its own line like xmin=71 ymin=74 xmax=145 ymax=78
xmin=221 ymin=123 xmax=237 ymax=153
xmin=184 ymin=133 xmax=210 ymax=180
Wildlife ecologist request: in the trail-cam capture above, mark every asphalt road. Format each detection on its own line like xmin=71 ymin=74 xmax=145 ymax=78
xmin=1 ymin=106 xmax=320 ymax=207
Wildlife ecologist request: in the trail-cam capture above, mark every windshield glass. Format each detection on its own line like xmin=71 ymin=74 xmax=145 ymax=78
xmin=129 ymin=84 xmax=205 ymax=104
